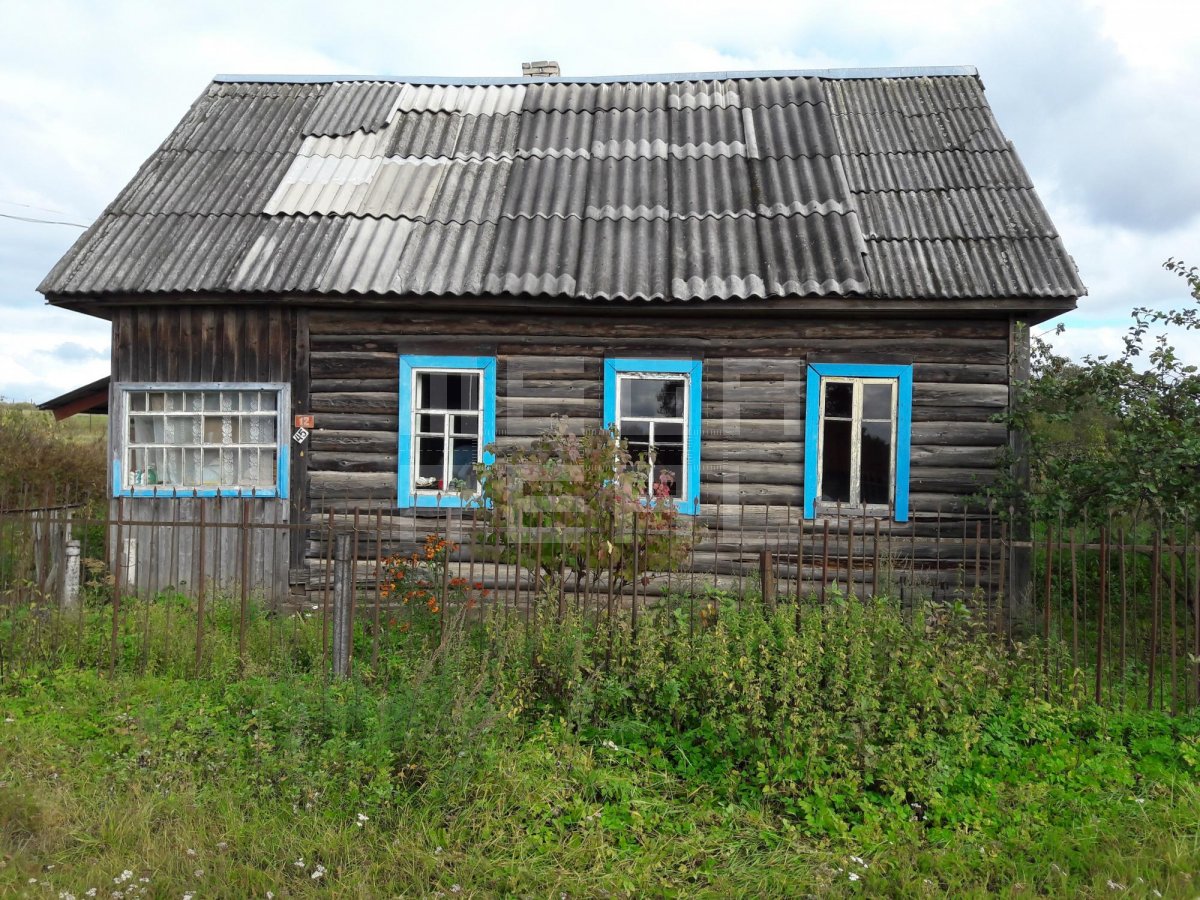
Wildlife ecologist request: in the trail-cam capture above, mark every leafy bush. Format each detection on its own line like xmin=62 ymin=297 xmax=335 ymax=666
xmin=999 ymin=259 xmax=1200 ymax=523
xmin=0 ymin=404 xmax=105 ymax=506
xmin=476 ymin=421 xmax=695 ymax=596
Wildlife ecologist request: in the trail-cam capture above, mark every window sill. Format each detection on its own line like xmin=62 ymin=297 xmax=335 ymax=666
xmin=116 ymin=487 xmax=283 ymax=498
xmin=812 ymin=502 xmax=899 ymax=521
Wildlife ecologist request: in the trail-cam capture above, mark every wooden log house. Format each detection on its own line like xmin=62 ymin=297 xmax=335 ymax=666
xmin=37 ymin=67 xmax=1084 ymax=604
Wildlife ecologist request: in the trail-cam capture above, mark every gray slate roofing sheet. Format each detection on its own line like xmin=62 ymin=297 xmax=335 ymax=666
xmin=40 ymin=69 xmax=1084 ymax=302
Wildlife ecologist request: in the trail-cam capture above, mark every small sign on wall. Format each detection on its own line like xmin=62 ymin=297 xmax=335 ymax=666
xmin=294 ymin=414 xmax=315 ymax=429
xmin=292 ymin=427 xmax=310 ymax=444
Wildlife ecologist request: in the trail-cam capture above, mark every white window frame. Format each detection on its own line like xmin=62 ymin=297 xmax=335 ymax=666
xmin=602 ymin=358 xmax=703 ymax=515
xmin=112 ymin=382 xmax=290 ymax=498
xmin=816 ymin=376 xmax=898 ymax=509
xmin=804 ymin=362 xmax=913 ymax=522
xmin=397 ymin=355 xmax=496 ymax=508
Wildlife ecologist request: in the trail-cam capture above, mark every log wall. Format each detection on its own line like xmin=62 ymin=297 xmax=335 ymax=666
xmin=304 ymin=308 xmax=1008 ymax=520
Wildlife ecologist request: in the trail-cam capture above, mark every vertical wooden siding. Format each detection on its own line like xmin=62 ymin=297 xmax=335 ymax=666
xmin=108 ymin=306 xmax=296 ymax=598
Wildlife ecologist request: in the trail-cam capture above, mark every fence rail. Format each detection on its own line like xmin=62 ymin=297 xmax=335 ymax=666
xmin=1 ymin=494 xmax=1197 ymax=713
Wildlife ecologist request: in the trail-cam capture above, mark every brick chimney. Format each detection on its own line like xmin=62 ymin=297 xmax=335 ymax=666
xmin=521 ymin=60 xmax=560 ymax=78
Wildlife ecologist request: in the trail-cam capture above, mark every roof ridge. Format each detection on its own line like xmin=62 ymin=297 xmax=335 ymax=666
xmin=213 ymin=66 xmax=980 ymax=86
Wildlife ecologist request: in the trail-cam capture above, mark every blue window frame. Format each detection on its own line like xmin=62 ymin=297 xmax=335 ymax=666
xmin=398 ymin=355 xmax=496 ymax=508
xmin=603 ymin=358 xmax=702 ymax=515
xmin=113 ymin=382 xmax=290 ymax=498
xmin=804 ymin=363 xmax=913 ymax=522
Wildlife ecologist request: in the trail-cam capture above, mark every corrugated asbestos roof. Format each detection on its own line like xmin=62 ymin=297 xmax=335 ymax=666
xmin=40 ymin=68 xmax=1085 ymax=303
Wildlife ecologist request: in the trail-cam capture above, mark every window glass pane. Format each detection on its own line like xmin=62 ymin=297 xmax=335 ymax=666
xmin=164 ymin=417 xmax=192 ymax=445
xmin=452 ymin=414 xmax=479 ymax=437
xmin=821 ymin=418 xmax=852 ymax=502
xmin=863 ymin=382 xmax=894 ymax=421
xmin=418 ymin=372 xmax=479 ymax=411
xmin=450 ymin=438 xmax=479 ymax=490
xmin=416 ymin=436 xmax=446 ymax=489
xmin=128 ymin=392 xmax=146 ymax=412
xmin=240 ymin=391 xmax=260 ymax=412
xmin=621 ymin=419 xmax=651 ymax=464
xmin=259 ymin=450 xmax=277 ymax=487
xmin=652 ymin=442 xmax=684 ymax=497
xmin=824 ymin=381 xmax=852 ymax=419
xmin=622 ymin=378 xmax=684 ymax=418
xmin=203 ymin=416 xmax=231 ymax=444
xmin=166 ymin=393 xmax=185 ymax=412
xmin=245 ymin=416 xmax=275 ymax=444
xmin=204 ymin=393 xmax=220 ymax=411
xmin=418 ymin=413 xmax=444 ymax=434
xmin=201 ymin=448 xmax=221 ymax=485
xmin=129 ymin=415 xmax=160 ymax=444
xmin=655 ymin=421 xmax=684 ymax=445
xmin=861 ymin=421 xmax=893 ymax=504
xmin=220 ymin=448 xmax=237 ymax=485
xmin=258 ymin=392 xmax=277 ymax=411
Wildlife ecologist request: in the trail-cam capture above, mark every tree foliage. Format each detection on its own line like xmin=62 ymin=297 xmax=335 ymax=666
xmin=1001 ymin=259 xmax=1200 ymax=523
xmin=0 ymin=405 xmax=106 ymax=507
xmin=476 ymin=420 xmax=695 ymax=595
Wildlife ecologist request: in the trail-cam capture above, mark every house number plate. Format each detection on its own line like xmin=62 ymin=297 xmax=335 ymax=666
xmin=292 ymin=426 xmax=310 ymax=444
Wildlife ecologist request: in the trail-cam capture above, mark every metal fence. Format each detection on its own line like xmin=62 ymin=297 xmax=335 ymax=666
xmin=1 ymin=493 xmax=1197 ymax=713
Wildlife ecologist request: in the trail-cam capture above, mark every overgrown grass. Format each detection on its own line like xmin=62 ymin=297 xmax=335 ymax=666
xmin=2 ymin=593 xmax=1198 ymax=896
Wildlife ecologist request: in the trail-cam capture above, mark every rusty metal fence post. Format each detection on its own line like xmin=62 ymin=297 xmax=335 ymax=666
xmin=331 ymin=532 xmax=353 ymax=679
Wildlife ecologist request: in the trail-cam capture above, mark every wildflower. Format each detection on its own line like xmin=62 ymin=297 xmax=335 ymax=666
xmin=450 ymin=886 xmax=462 ymax=894
xmin=216 ymin=841 xmax=227 ymax=850
xmin=435 ymin=846 xmax=443 ymax=855
xmin=115 ymin=870 xmax=133 ymax=884
xmin=849 ymin=872 xmax=860 ymax=882
xmin=601 ymin=739 xmax=619 ymax=751
xmin=193 ymin=870 xmax=203 ymax=878
xmin=356 ymin=812 xmax=369 ymax=827
xmin=311 ymin=864 xmax=326 ymax=880
xmin=183 ymin=894 xmax=194 ymax=900
xmin=1134 ymin=797 xmax=1146 ymax=804
xmin=86 ymin=891 xmax=98 ymax=898
xmin=1107 ymin=881 xmax=1126 ymax=891
xmin=186 ymin=848 xmax=196 ymax=857
xmin=294 ymin=858 xmax=305 ymax=868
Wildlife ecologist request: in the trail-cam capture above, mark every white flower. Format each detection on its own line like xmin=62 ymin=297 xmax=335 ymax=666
xmin=86 ymin=891 xmax=98 ymax=898
xmin=193 ymin=869 xmax=203 ymax=878
xmin=294 ymin=858 xmax=305 ymax=868
xmin=4 ymin=717 xmax=13 ymax=723
xmin=186 ymin=848 xmax=196 ymax=857
xmin=849 ymin=872 xmax=860 ymax=882
xmin=311 ymin=864 xmax=326 ymax=880
xmin=601 ymin=740 xmax=619 ymax=751
xmin=451 ymin=886 xmax=462 ymax=894
xmin=435 ymin=846 xmax=443 ymax=855
xmin=217 ymin=841 xmax=227 ymax=850
xmin=267 ymin=893 xmax=274 ymax=899
xmin=1107 ymin=881 xmax=1126 ymax=891
xmin=356 ymin=812 xmax=369 ymax=827
xmin=183 ymin=894 xmax=194 ymax=900
xmin=1135 ymin=797 xmax=1146 ymax=804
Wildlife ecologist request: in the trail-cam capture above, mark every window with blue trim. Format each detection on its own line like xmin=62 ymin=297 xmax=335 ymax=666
xmin=114 ymin=383 xmax=290 ymax=498
xmin=804 ymin=363 xmax=912 ymax=522
xmin=398 ymin=355 xmax=496 ymax=508
xmin=603 ymin=358 xmax=702 ymax=515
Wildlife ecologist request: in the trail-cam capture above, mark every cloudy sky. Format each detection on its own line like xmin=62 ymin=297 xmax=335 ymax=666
xmin=1 ymin=0 xmax=1197 ymax=402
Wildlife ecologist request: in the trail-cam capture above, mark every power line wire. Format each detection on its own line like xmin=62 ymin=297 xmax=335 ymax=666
xmin=0 ymin=211 xmax=87 ymax=228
